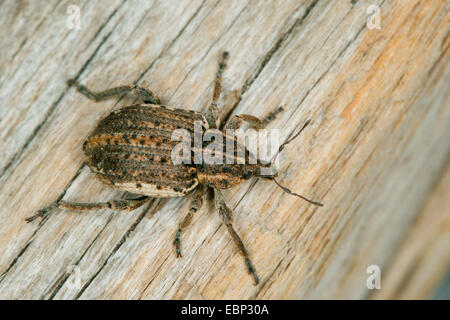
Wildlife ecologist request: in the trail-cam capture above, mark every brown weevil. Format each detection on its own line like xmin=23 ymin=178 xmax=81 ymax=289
xmin=27 ymin=52 xmax=323 ymax=285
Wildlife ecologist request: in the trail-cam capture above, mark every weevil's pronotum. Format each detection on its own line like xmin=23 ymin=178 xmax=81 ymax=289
xmin=27 ymin=52 xmax=323 ymax=285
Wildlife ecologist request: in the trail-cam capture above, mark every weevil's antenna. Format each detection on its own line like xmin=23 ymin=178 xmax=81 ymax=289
xmin=267 ymin=119 xmax=323 ymax=207
xmin=278 ymin=119 xmax=311 ymax=155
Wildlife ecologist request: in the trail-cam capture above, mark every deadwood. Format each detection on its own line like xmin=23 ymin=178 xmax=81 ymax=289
xmin=0 ymin=0 xmax=448 ymax=299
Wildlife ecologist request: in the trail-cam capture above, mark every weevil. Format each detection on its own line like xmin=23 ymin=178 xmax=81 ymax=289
xmin=26 ymin=52 xmax=323 ymax=285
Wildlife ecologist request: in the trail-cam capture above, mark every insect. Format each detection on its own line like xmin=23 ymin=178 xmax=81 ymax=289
xmin=26 ymin=52 xmax=323 ymax=285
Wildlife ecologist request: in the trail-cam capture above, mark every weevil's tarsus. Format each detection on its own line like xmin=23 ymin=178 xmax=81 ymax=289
xmin=278 ymin=119 xmax=311 ymax=154
xmin=26 ymin=196 xmax=150 ymax=223
xmin=67 ymin=78 xmax=161 ymax=105
xmin=214 ymin=189 xmax=259 ymax=285
xmin=173 ymin=186 xmax=205 ymax=258
xmin=213 ymin=51 xmax=229 ymax=105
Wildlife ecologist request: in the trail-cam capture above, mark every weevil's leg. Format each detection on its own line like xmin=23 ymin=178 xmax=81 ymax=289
xmin=67 ymin=79 xmax=161 ymax=104
xmin=173 ymin=186 xmax=205 ymax=258
xmin=205 ymin=51 xmax=229 ymax=128
xmin=214 ymin=189 xmax=259 ymax=285
xmin=225 ymin=106 xmax=284 ymax=130
xmin=26 ymin=196 xmax=150 ymax=223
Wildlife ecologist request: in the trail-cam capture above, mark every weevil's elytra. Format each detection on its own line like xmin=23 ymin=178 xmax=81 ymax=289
xmin=27 ymin=52 xmax=323 ymax=285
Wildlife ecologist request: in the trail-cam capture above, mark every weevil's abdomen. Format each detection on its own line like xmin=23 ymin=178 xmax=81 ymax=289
xmin=83 ymin=104 xmax=208 ymax=197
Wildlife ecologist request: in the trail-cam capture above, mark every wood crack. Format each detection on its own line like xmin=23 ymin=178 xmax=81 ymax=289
xmin=0 ymin=241 xmax=33 ymax=283
xmin=248 ymin=4 xmax=378 ymax=297
xmin=1 ymin=0 xmax=447 ymax=299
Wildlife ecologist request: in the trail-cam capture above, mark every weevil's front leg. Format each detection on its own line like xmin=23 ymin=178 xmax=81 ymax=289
xmin=214 ymin=189 xmax=259 ymax=285
xmin=225 ymin=106 xmax=284 ymax=130
xmin=26 ymin=196 xmax=150 ymax=223
xmin=173 ymin=186 xmax=205 ymax=257
xmin=67 ymin=79 xmax=161 ymax=105
xmin=205 ymin=51 xmax=229 ymax=128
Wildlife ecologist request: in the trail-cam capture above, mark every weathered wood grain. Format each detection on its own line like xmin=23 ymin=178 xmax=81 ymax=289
xmin=372 ymin=162 xmax=450 ymax=299
xmin=0 ymin=0 xmax=448 ymax=299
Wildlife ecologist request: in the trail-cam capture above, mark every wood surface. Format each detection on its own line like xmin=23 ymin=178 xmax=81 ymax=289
xmin=0 ymin=0 xmax=448 ymax=299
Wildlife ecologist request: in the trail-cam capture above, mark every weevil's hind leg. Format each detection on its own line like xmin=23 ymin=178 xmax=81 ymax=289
xmin=214 ymin=189 xmax=259 ymax=285
xmin=205 ymin=51 xmax=229 ymax=128
xmin=26 ymin=196 xmax=150 ymax=223
xmin=173 ymin=186 xmax=205 ymax=258
xmin=67 ymin=79 xmax=161 ymax=105
xmin=225 ymin=106 xmax=284 ymax=130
